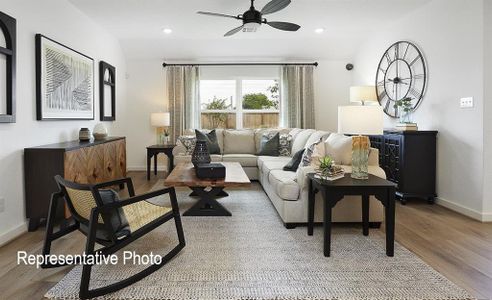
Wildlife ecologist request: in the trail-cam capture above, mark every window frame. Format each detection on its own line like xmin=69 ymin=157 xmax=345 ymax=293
xmin=200 ymin=76 xmax=280 ymax=129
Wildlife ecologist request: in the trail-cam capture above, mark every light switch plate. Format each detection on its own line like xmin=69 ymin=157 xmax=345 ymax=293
xmin=460 ymin=97 xmax=474 ymax=108
xmin=0 ymin=197 xmax=4 ymax=213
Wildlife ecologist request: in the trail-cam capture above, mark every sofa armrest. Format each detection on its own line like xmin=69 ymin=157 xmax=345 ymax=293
xmin=172 ymin=141 xmax=188 ymax=156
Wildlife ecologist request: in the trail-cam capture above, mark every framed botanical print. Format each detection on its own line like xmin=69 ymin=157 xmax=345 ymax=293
xmin=36 ymin=34 xmax=94 ymax=120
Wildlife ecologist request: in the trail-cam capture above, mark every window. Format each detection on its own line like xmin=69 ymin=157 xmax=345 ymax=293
xmin=200 ymin=79 xmax=280 ymax=129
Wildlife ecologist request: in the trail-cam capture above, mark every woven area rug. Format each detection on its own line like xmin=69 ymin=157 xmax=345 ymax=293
xmin=46 ymin=182 xmax=473 ymax=300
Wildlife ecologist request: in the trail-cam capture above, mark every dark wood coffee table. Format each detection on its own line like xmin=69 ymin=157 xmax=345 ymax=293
xmin=307 ymin=173 xmax=397 ymax=257
xmin=164 ymin=162 xmax=250 ymax=216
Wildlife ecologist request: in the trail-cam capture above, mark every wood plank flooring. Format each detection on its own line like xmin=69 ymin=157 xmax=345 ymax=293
xmin=0 ymin=171 xmax=491 ymax=300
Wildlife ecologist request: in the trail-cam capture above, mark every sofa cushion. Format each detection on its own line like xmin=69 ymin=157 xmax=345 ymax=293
xmin=261 ymin=158 xmax=292 ymax=174
xmin=291 ymin=129 xmax=315 ymax=154
xmin=224 ymin=129 xmax=256 ymax=154
xmin=258 ymin=132 xmax=280 ymax=156
xmin=174 ymin=154 xmax=222 ymax=166
xmin=324 ymin=133 xmax=353 ymax=165
xmin=268 ymin=170 xmax=299 ymax=201
xmin=257 ymin=156 xmax=291 ymax=172
xmin=283 ymin=148 xmax=305 ymax=171
xmin=222 ymin=154 xmax=258 ymax=167
xmin=304 ymin=130 xmax=330 ymax=149
xmin=195 ymin=129 xmax=221 ymax=154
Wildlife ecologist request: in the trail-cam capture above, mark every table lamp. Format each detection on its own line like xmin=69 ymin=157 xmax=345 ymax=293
xmin=150 ymin=112 xmax=171 ymax=144
xmin=338 ymin=106 xmax=383 ymax=179
xmin=350 ymin=86 xmax=378 ymax=106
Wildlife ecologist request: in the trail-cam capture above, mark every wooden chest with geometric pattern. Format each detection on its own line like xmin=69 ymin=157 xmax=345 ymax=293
xmin=24 ymin=137 xmax=126 ymax=231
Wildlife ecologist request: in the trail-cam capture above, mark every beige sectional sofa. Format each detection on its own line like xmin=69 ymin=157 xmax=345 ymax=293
xmin=172 ymin=128 xmax=385 ymax=228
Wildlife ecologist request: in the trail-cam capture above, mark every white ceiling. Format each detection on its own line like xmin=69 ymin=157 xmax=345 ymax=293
xmin=69 ymin=0 xmax=431 ymax=61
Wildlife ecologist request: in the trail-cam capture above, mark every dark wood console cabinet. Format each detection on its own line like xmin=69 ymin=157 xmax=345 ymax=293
xmin=24 ymin=137 xmax=126 ymax=231
xmin=369 ymin=131 xmax=437 ymax=204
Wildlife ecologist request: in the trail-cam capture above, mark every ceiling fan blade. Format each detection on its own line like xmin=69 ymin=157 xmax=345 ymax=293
xmin=261 ymin=0 xmax=291 ymax=15
xmin=224 ymin=25 xmax=244 ymax=37
xmin=197 ymin=11 xmax=240 ymax=19
xmin=267 ymin=21 xmax=300 ymax=31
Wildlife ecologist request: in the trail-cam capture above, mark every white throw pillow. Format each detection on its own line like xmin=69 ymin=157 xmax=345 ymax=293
xmin=324 ymin=133 xmax=353 ymax=165
xmin=300 ymin=137 xmax=325 ymax=167
xmin=291 ymin=129 xmax=315 ymax=154
xmin=304 ymin=130 xmax=330 ymax=149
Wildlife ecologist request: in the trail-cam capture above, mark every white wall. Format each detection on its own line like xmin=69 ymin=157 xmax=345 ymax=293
xmin=0 ymin=0 xmax=127 ymax=244
xmin=483 ymin=1 xmax=492 ymax=219
xmin=124 ymin=59 xmax=352 ymax=170
xmin=353 ymin=0 xmax=488 ymax=220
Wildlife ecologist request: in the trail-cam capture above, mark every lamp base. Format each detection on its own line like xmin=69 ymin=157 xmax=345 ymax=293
xmin=351 ymin=135 xmax=370 ymax=180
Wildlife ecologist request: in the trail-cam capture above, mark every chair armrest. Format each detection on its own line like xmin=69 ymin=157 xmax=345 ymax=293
xmin=296 ymin=165 xmax=316 ymax=190
xmin=93 ymin=177 xmax=135 ymax=196
xmin=96 ymin=188 xmax=174 ymax=212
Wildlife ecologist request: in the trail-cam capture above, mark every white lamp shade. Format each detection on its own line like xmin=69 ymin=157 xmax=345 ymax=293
xmin=350 ymin=86 xmax=378 ymax=103
xmin=338 ymin=106 xmax=384 ymax=135
xmin=150 ymin=112 xmax=170 ymax=127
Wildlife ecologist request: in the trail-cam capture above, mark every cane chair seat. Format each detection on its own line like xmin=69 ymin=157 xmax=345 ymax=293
xmin=123 ymin=201 xmax=172 ymax=232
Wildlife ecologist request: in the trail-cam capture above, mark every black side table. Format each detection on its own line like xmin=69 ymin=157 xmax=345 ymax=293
xmin=147 ymin=144 xmax=175 ymax=180
xmin=307 ymin=173 xmax=397 ymax=257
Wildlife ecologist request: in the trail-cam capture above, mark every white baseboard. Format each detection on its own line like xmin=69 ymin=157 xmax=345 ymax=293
xmin=435 ymin=197 xmax=491 ymax=222
xmin=0 ymin=222 xmax=28 ymax=247
xmin=127 ymin=165 xmax=169 ymax=172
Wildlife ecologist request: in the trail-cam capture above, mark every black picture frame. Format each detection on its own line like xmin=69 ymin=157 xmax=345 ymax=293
xmin=36 ymin=34 xmax=95 ymax=120
xmin=0 ymin=11 xmax=16 ymax=123
xmin=99 ymin=61 xmax=116 ymax=121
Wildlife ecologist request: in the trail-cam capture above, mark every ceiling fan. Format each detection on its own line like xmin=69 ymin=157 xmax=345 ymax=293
xmin=197 ymin=0 xmax=301 ymax=37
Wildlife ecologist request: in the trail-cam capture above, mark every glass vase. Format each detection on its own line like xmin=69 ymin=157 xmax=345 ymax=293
xmin=191 ymin=140 xmax=211 ymax=168
xmin=399 ymin=111 xmax=412 ymax=124
xmin=351 ymin=136 xmax=369 ymax=180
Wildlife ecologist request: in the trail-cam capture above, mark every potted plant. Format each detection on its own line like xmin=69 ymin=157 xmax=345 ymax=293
xmin=394 ymin=97 xmax=413 ymax=123
xmin=318 ymin=156 xmax=334 ymax=178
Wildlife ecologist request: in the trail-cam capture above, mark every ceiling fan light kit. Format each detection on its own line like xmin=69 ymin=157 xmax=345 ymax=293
xmin=197 ymin=0 xmax=301 ymax=37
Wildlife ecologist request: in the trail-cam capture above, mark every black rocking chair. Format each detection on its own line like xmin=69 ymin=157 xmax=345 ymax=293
xmin=42 ymin=175 xmax=185 ymax=299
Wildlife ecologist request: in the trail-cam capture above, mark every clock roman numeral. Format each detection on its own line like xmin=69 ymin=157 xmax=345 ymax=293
xmin=385 ymin=52 xmax=392 ymax=64
xmin=409 ymin=87 xmax=420 ymax=98
xmin=377 ymin=80 xmax=385 ymax=86
xmin=379 ymin=90 xmax=387 ymax=100
xmin=395 ymin=44 xmax=399 ymax=60
xmin=409 ymin=55 xmax=421 ymax=66
xmin=413 ymin=74 xmax=425 ymax=79
xmin=403 ymin=43 xmax=410 ymax=60
xmin=384 ymin=98 xmax=391 ymax=111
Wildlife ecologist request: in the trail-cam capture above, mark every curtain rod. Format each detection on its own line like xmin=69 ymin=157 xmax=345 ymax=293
xmin=162 ymin=62 xmax=318 ymax=67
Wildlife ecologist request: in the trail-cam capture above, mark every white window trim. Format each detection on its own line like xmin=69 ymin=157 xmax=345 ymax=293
xmin=200 ymin=78 xmax=281 ymax=129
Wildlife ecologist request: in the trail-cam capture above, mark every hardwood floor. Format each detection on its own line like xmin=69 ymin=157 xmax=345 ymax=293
xmin=0 ymin=171 xmax=491 ymax=299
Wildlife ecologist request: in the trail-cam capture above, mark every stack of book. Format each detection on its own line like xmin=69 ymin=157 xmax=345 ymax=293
xmin=315 ymin=165 xmax=345 ymax=181
xmin=396 ymin=123 xmax=418 ymax=131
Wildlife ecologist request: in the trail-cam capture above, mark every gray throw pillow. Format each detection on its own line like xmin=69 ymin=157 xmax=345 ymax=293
xmin=258 ymin=132 xmax=280 ymax=156
xmin=196 ymin=129 xmax=221 ymax=154
xmin=283 ymin=148 xmax=305 ymax=171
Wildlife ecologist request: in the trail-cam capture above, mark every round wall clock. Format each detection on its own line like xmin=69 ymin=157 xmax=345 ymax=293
xmin=375 ymin=41 xmax=427 ymax=118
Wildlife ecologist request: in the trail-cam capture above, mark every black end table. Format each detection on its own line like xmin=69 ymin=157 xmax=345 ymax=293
xmin=147 ymin=144 xmax=175 ymax=180
xmin=307 ymin=173 xmax=397 ymax=257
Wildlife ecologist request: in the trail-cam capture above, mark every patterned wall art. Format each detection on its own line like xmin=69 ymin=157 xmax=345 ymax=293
xmin=36 ymin=34 xmax=94 ymax=120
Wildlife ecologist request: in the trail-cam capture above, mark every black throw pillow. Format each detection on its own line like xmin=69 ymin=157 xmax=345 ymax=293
xmin=196 ymin=129 xmax=221 ymax=154
xmin=283 ymin=148 xmax=305 ymax=171
xmin=258 ymin=132 xmax=280 ymax=156
xmin=79 ymin=189 xmax=130 ymax=241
